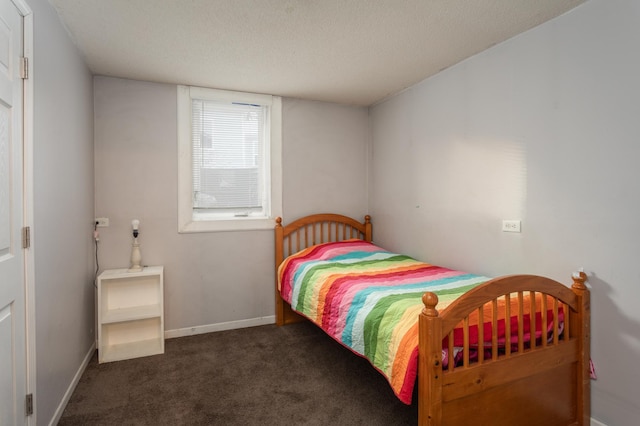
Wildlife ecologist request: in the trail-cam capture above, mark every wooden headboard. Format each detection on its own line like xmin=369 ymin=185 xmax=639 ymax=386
xmin=274 ymin=213 xmax=372 ymax=325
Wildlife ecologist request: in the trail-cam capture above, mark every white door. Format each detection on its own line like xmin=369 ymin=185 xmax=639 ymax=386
xmin=0 ymin=0 xmax=26 ymax=424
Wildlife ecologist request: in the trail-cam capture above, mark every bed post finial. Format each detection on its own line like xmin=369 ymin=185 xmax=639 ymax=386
xmin=422 ymin=292 xmax=439 ymax=317
xmin=571 ymin=268 xmax=587 ymax=291
xmin=275 ymin=217 xmax=282 ymax=228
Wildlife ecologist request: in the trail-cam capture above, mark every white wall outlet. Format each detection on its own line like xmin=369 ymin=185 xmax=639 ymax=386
xmin=95 ymin=217 xmax=109 ymax=227
xmin=502 ymin=219 xmax=521 ymax=233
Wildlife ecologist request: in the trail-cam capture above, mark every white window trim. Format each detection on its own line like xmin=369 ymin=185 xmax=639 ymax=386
xmin=177 ymin=85 xmax=282 ymax=232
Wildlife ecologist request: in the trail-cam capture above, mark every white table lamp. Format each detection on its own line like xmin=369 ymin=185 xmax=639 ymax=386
xmin=128 ymin=219 xmax=143 ymax=272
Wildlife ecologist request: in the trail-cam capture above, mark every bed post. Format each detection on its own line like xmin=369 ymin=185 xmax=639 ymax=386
xmin=571 ymin=271 xmax=590 ymax=425
xmin=364 ymin=215 xmax=372 ymax=242
xmin=275 ymin=217 xmax=285 ymax=326
xmin=419 ymin=292 xmax=443 ymax=426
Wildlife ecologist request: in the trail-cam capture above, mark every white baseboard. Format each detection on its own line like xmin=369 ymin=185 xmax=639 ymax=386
xmin=591 ymin=418 xmax=608 ymax=426
xmin=48 ymin=341 xmax=96 ymax=426
xmin=164 ymin=315 xmax=276 ymax=339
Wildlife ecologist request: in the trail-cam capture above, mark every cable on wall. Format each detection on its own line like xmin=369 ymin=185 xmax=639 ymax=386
xmin=94 ymin=221 xmax=100 ymax=287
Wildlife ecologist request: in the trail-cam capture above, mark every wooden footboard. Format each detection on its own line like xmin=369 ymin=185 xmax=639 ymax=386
xmin=419 ymin=273 xmax=590 ymax=425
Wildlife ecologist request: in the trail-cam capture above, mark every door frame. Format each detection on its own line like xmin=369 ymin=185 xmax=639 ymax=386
xmin=12 ymin=0 xmax=35 ymax=423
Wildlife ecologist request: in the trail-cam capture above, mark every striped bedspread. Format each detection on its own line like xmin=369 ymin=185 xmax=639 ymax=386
xmin=278 ymin=239 xmax=489 ymax=404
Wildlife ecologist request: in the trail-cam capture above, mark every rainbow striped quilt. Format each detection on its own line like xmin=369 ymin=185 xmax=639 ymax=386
xmin=278 ymin=239 xmax=489 ymax=404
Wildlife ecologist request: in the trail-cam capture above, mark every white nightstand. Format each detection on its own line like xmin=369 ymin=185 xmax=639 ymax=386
xmin=97 ymin=266 xmax=164 ymax=363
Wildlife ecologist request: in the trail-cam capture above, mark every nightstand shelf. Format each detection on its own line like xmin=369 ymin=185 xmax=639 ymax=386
xmin=102 ymin=304 xmax=163 ymax=324
xmin=99 ymin=337 xmax=164 ymax=364
xmin=97 ymin=266 xmax=164 ymax=363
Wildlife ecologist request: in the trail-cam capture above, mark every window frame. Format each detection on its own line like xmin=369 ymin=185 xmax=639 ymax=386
xmin=177 ymin=85 xmax=282 ymax=233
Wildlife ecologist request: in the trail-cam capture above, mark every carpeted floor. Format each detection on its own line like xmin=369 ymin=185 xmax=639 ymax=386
xmin=59 ymin=321 xmax=417 ymax=425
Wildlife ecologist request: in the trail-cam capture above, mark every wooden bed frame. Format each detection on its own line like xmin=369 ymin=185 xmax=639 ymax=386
xmin=274 ymin=214 xmax=590 ymax=426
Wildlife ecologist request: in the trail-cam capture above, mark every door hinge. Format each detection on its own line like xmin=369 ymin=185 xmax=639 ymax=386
xmin=22 ymin=226 xmax=30 ymax=249
xmin=20 ymin=57 xmax=28 ymax=79
xmin=26 ymin=393 xmax=33 ymax=416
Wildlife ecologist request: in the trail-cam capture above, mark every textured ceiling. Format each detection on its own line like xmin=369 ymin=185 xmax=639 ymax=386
xmin=49 ymin=0 xmax=586 ymax=106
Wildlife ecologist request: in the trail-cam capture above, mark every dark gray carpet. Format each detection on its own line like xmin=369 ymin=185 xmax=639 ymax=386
xmin=59 ymin=322 xmax=417 ymax=425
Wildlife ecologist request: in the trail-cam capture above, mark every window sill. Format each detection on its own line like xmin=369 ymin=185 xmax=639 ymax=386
xmin=178 ymin=216 xmax=277 ymax=233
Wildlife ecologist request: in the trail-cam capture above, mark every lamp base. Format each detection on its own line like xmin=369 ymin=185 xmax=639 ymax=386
xmin=128 ymin=239 xmax=143 ymax=272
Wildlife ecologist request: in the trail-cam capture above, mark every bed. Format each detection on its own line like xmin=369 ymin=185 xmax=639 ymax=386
xmin=274 ymin=213 xmax=590 ymax=425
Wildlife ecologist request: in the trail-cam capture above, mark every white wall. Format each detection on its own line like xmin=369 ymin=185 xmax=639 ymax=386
xmin=369 ymin=1 xmax=639 ymax=425
xmin=282 ymin=98 xmax=369 ymax=219
xmin=94 ymin=77 xmax=369 ymax=333
xmin=31 ymin=0 xmax=95 ymax=423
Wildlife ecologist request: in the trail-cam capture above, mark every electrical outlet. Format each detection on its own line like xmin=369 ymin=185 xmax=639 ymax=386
xmin=95 ymin=217 xmax=109 ymax=227
xmin=502 ymin=219 xmax=521 ymax=233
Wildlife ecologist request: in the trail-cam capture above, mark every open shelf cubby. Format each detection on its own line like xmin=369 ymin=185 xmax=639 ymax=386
xmin=97 ymin=266 xmax=164 ymax=363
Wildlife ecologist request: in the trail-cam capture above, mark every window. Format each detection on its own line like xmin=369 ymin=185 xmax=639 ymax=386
xmin=178 ymin=86 xmax=282 ymax=232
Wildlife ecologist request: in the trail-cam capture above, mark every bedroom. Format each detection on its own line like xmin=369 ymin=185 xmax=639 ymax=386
xmin=12 ymin=0 xmax=639 ymax=425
